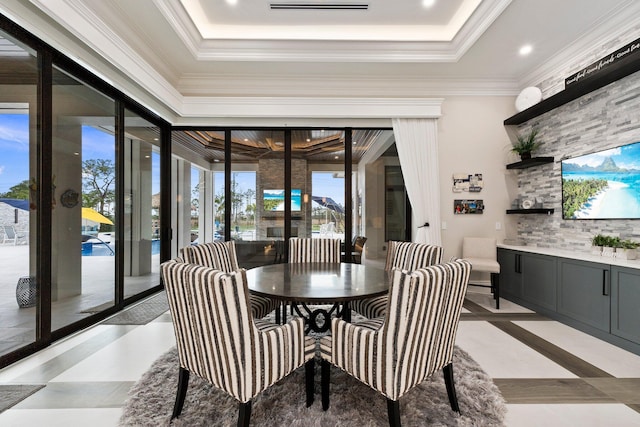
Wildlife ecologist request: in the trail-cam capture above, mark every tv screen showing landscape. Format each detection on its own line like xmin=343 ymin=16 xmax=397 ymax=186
xmin=561 ymin=141 xmax=640 ymax=219
xmin=263 ymin=189 xmax=302 ymax=211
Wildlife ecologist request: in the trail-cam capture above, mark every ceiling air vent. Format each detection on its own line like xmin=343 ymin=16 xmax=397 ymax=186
xmin=270 ymin=3 xmax=368 ymax=10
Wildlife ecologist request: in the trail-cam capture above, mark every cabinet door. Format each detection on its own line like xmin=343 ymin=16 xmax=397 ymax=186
xmin=498 ymin=249 xmax=522 ymax=298
xmin=557 ymin=259 xmax=610 ymax=332
xmin=611 ymin=266 xmax=640 ymax=344
xmin=522 ymin=253 xmax=557 ymax=311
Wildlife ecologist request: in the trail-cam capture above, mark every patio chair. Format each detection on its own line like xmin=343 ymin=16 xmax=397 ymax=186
xmin=320 ymin=259 xmax=472 ymax=426
xmin=2 ymin=225 xmax=27 ymax=245
xmin=351 ymin=241 xmax=443 ymax=318
xmin=161 ymin=260 xmax=316 ymax=426
xmin=342 ymin=235 xmax=367 ymax=264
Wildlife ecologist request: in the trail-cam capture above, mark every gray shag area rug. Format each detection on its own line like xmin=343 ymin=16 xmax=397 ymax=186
xmin=119 ymin=345 xmax=506 ymax=426
xmin=104 ymin=291 xmax=169 ymax=325
xmin=0 ymin=384 xmax=45 ymax=413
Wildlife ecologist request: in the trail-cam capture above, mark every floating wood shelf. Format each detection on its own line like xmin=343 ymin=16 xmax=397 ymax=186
xmin=506 ymin=208 xmax=554 ymax=215
xmin=506 ymin=157 xmax=554 ymax=169
xmin=504 ymin=53 xmax=640 ymax=125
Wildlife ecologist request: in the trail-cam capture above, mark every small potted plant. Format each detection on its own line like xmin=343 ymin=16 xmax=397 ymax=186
xmin=591 ymin=234 xmax=606 ymax=255
xmin=512 ymin=129 xmax=541 ymax=160
xmin=601 ymin=235 xmax=619 ymax=257
xmin=615 ymin=239 xmax=638 ymax=260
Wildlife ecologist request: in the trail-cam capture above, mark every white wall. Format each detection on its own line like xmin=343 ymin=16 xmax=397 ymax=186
xmin=437 ymin=96 xmax=516 ymax=261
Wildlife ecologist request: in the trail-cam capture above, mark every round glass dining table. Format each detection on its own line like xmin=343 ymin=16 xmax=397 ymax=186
xmin=246 ymin=262 xmax=389 ymax=332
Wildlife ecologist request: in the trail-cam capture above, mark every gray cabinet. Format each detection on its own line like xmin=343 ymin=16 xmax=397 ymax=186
xmin=498 ymin=247 xmax=640 ymax=354
xmin=557 ymin=258 xmax=610 ymax=333
xmin=522 ymin=253 xmax=557 ymax=311
xmin=498 ymin=249 xmax=522 ymax=298
xmin=498 ymin=249 xmax=556 ymax=310
xmin=611 ymin=266 xmax=640 ymax=344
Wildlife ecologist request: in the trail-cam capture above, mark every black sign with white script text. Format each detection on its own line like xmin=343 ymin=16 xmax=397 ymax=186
xmin=565 ymin=37 xmax=640 ymax=87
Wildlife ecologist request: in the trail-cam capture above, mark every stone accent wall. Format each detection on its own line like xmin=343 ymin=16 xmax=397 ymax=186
xmin=537 ymin=25 xmax=640 ymax=98
xmin=511 ymin=70 xmax=640 ymax=250
xmin=256 ymin=158 xmax=309 ymax=239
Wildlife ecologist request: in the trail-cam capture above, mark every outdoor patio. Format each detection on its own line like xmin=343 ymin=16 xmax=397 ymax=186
xmin=0 ymin=243 xmax=159 ymax=356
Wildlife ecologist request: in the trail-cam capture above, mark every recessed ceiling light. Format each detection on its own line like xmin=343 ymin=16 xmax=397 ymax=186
xmin=226 ymin=0 xmax=238 ymax=5
xmin=519 ymin=44 xmax=533 ymax=56
xmin=422 ymin=0 xmax=435 ymax=7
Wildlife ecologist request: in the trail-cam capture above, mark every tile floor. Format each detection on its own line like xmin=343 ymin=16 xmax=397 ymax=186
xmin=0 ymin=290 xmax=639 ymax=426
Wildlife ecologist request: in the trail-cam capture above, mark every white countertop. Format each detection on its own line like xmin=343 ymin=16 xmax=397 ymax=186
xmin=498 ymin=244 xmax=640 ymax=269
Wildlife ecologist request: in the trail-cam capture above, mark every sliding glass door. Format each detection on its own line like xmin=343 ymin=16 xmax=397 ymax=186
xmin=0 ymin=31 xmax=38 ymax=357
xmin=123 ymin=109 xmax=161 ymax=299
xmin=50 ymin=65 xmax=117 ymax=330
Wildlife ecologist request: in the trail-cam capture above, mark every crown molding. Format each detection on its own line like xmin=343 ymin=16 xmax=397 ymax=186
xmin=178 ymin=74 xmax=520 ymax=97
xmin=178 ymin=97 xmax=444 ymax=119
xmin=157 ymin=0 xmax=512 ymax=63
xmin=171 ymin=116 xmax=396 ymax=128
xmin=518 ymin=0 xmax=640 ymax=92
xmin=26 ymin=0 xmax=184 ymax=113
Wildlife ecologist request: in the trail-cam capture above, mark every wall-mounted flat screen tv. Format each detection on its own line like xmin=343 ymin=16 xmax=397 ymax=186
xmin=263 ymin=189 xmax=302 ymax=211
xmin=561 ymin=141 xmax=640 ymax=219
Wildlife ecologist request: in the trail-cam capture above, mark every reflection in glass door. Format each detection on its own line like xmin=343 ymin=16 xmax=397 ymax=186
xmin=123 ymin=110 xmax=161 ymax=298
xmin=385 ymin=165 xmax=410 ymax=242
xmin=301 ymin=130 xmax=345 ymax=246
xmin=51 ymin=65 xmax=116 ymax=330
xmin=0 ymin=32 xmax=38 ymax=356
xmin=231 ymin=130 xmax=284 ymax=268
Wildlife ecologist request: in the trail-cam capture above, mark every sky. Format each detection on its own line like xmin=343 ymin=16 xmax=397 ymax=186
xmin=0 ymin=113 xmax=161 ymax=195
xmin=2 ymin=113 xmax=339 ymax=207
xmin=0 ymin=114 xmax=30 ymax=194
xmin=563 ymin=141 xmax=640 ymax=169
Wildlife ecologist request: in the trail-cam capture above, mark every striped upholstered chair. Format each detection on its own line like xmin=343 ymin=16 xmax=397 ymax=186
xmin=180 ymin=241 xmax=279 ymax=319
xmin=286 ymin=237 xmax=342 ymax=317
xmin=288 ymin=237 xmax=342 ymax=263
xmin=351 ymin=241 xmax=443 ymax=319
xmin=320 ymin=259 xmax=471 ymax=426
xmin=161 ymin=260 xmax=316 ymax=426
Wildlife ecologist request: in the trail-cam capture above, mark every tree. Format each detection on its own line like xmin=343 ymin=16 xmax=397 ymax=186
xmin=191 ymin=183 xmax=200 ymax=211
xmin=82 ymin=158 xmax=115 ymax=216
xmin=0 ymin=179 xmax=30 ymax=199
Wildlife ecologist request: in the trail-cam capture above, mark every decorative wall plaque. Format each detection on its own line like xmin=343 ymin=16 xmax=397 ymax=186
xmin=60 ymin=189 xmax=79 ymax=208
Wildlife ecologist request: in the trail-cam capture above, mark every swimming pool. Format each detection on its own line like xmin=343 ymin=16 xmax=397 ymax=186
xmin=82 ymin=239 xmax=160 ymax=256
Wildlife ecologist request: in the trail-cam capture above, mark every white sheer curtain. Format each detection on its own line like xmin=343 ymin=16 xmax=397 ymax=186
xmin=392 ymin=118 xmax=441 ymax=245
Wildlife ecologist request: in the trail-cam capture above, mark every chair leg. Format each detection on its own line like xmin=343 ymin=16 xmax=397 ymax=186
xmin=275 ymin=302 xmax=281 ymax=324
xmin=321 ymin=359 xmax=330 ymax=410
xmin=305 ymin=359 xmax=315 ymax=407
xmin=442 ymin=363 xmax=461 ymax=413
xmin=492 ymin=272 xmax=500 ymax=309
xmin=386 ymin=399 xmax=401 ymax=427
xmin=237 ymin=401 xmax=252 ymax=427
xmin=171 ymin=367 xmax=190 ymax=419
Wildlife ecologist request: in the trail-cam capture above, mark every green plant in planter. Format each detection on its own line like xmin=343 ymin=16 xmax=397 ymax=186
xmin=616 ymin=239 xmax=638 ymax=260
xmin=619 ymin=239 xmax=639 ymax=249
xmin=591 ymin=234 xmax=607 ymax=247
xmin=607 ymin=236 xmax=620 ymax=247
xmin=512 ymin=129 xmax=541 ymax=160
